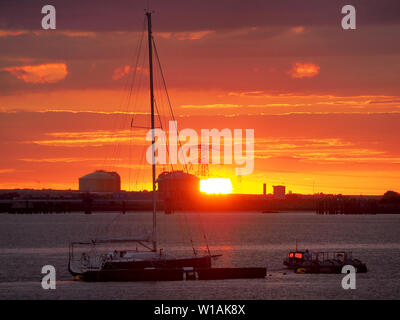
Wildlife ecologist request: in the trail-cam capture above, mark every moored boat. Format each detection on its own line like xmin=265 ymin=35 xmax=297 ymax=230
xmin=68 ymin=10 xmax=267 ymax=282
xmin=283 ymin=249 xmax=368 ymax=274
xmin=68 ymin=237 xmax=218 ymax=278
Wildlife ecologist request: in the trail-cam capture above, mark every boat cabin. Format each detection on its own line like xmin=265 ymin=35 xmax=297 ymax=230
xmin=287 ymin=251 xmax=307 ymax=262
xmin=289 ymin=251 xmax=304 ymax=259
xmin=283 ymin=250 xmax=312 ymax=268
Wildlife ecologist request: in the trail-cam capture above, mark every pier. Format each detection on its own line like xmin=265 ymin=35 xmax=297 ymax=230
xmin=1 ymin=189 xmax=399 ymax=215
xmin=316 ymin=197 xmax=378 ymax=215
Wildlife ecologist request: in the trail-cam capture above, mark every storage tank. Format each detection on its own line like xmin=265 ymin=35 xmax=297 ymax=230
xmin=156 ymin=171 xmax=200 ymax=213
xmin=273 ymin=185 xmax=286 ymax=199
xmin=79 ymin=170 xmax=121 ymax=192
xmin=157 ymin=171 xmax=199 ymax=197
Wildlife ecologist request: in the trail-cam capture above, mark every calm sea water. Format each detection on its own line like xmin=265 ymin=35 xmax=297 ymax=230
xmin=0 ymin=211 xmax=399 ymax=300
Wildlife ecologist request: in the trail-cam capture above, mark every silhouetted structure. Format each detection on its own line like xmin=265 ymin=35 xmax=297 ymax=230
xmin=79 ymin=170 xmax=121 ymax=192
xmin=273 ymin=185 xmax=286 ymax=199
xmin=381 ymin=191 xmax=400 ymax=203
xmin=316 ymin=196 xmax=378 ymax=215
xmin=156 ymin=171 xmax=200 ymax=213
xmin=2 ymin=189 xmax=400 ymax=214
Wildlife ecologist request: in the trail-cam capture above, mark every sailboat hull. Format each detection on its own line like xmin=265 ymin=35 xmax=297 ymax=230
xmin=102 ymin=255 xmax=212 ymax=270
xmin=68 ymin=255 xmax=213 ymax=277
xmin=78 ymin=267 xmax=267 ymax=282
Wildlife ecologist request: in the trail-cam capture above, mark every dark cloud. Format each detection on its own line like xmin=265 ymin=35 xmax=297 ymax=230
xmin=0 ymin=1 xmax=399 ymax=97
xmin=1 ymin=24 xmax=400 ymax=95
xmin=0 ymin=0 xmax=400 ymax=32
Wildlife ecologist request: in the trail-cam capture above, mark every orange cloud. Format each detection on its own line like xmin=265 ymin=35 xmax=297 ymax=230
xmin=2 ymin=63 xmax=68 ymax=83
xmin=112 ymin=65 xmax=131 ymax=80
xmin=0 ymin=30 xmax=28 ymax=37
xmin=291 ymin=26 xmax=305 ymax=34
xmin=0 ymin=169 xmax=16 ymax=173
xmin=180 ymin=104 xmax=242 ymax=109
xmin=18 ymin=157 xmax=121 ymax=163
xmin=156 ymin=30 xmax=215 ymax=40
xmin=289 ymin=62 xmax=320 ymax=79
xmin=112 ymin=66 xmax=148 ymax=80
xmin=27 ymin=130 xmax=146 ymax=147
xmin=175 ymin=30 xmax=215 ymax=40
xmin=59 ymin=31 xmax=96 ymax=38
xmin=253 ymin=137 xmax=399 ymax=165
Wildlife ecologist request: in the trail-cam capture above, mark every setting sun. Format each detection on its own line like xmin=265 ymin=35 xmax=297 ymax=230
xmin=200 ymin=178 xmax=233 ymax=194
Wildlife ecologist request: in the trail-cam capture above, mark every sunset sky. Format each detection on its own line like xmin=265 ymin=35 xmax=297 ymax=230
xmin=1 ymin=0 xmax=400 ymax=194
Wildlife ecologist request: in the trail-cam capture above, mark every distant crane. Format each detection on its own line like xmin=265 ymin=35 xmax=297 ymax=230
xmin=187 ymin=143 xmax=220 ymax=178
xmin=197 ymin=143 xmax=210 ymax=178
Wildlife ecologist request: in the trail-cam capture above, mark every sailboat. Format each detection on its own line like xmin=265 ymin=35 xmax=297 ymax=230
xmin=68 ymin=11 xmax=266 ymax=282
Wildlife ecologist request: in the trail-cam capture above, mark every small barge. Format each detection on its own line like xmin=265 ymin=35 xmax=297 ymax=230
xmin=283 ymin=249 xmax=368 ymax=274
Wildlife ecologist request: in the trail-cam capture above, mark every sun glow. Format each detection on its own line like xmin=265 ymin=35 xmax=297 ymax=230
xmin=200 ymin=178 xmax=233 ymax=194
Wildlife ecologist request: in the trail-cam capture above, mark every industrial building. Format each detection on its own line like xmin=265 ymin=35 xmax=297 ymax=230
xmin=157 ymin=171 xmax=200 ymax=197
xmin=156 ymin=171 xmax=200 ymax=212
xmin=273 ymin=185 xmax=286 ymax=199
xmin=79 ymin=170 xmax=121 ymax=193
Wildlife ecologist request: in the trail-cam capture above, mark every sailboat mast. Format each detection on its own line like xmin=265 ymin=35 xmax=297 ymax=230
xmin=146 ymin=11 xmax=157 ymax=252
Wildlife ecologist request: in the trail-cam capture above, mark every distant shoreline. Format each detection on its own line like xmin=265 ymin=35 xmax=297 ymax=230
xmin=1 ymin=189 xmax=399 ymax=214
